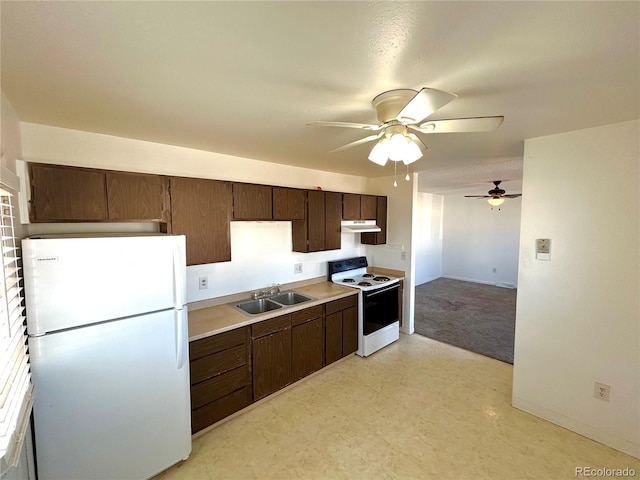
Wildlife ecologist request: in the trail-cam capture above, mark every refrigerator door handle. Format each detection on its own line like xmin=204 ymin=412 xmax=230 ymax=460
xmin=175 ymin=309 xmax=187 ymax=369
xmin=172 ymin=243 xmax=185 ymax=309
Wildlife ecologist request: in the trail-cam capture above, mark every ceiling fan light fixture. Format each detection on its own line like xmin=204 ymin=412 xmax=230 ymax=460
xmin=368 ymin=139 xmax=389 ymax=166
xmin=387 ymin=133 xmax=407 ymax=161
xmin=402 ymin=138 xmax=423 ymax=165
xmin=487 ymin=197 xmax=505 ymax=206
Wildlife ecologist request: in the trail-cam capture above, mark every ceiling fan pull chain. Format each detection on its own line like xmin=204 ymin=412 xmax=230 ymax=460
xmin=393 ymin=162 xmax=398 ymax=187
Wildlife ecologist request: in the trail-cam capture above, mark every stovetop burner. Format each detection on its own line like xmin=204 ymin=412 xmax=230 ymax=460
xmin=362 ymin=273 xmax=375 ymax=278
xmin=342 ymin=278 xmax=355 ymax=283
xmin=373 ymin=276 xmax=390 ymax=282
xmin=358 ymin=281 xmax=372 ymax=287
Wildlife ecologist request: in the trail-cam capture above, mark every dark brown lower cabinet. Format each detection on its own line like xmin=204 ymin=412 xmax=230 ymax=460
xmin=325 ymin=295 xmax=359 ymax=364
xmin=189 ymin=327 xmax=251 ymax=434
xmin=291 ymin=305 xmax=324 ymax=381
xmin=252 ymin=315 xmax=292 ymax=401
xmin=189 ymin=295 xmax=358 ymax=431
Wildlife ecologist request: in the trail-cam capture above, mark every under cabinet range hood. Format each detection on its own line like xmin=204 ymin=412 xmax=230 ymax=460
xmin=341 ymin=220 xmax=381 ymax=233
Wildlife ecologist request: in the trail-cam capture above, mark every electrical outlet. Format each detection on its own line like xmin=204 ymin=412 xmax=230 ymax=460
xmin=401 ymin=251 xmax=407 ymax=261
xmin=294 ymin=263 xmax=303 ymax=274
xmin=198 ymin=275 xmax=208 ymax=290
xmin=593 ymin=382 xmax=611 ymax=402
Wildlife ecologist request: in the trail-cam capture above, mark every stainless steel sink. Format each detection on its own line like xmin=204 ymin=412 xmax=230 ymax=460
xmin=235 ymin=299 xmax=283 ymax=315
xmin=270 ymin=292 xmax=314 ymax=306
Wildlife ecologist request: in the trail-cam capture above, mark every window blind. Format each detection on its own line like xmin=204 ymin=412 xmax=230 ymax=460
xmin=0 ymin=187 xmax=33 ymax=470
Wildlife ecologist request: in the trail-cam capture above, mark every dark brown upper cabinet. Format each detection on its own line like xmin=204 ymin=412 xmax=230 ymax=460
xmin=343 ymin=193 xmax=376 ymax=221
xmin=360 ymin=195 xmax=377 ymax=220
xmin=324 ymin=191 xmax=342 ymax=251
xmin=273 ymin=187 xmax=305 ymax=220
xmin=292 ymin=190 xmax=324 ymax=253
xmin=169 ymin=177 xmax=232 ymax=266
xmin=232 ymin=183 xmax=273 ymax=220
xmin=293 ymin=190 xmax=342 ymax=253
xmin=29 ymin=163 xmax=108 ymax=222
xmin=361 ymin=196 xmax=388 ymax=245
xmin=106 ymin=171 xmax=168 ymax=222
xmin=342 ymin=193 xmax=361 ymax=220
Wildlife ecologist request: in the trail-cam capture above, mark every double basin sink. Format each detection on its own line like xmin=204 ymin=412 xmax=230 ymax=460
xmin=234 ymin=291 xmax=314 ymax=316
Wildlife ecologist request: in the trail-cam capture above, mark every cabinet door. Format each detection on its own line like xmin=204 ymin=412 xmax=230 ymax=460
xmin=361 ymin=196 xmax=387 ymax=245
xmin=342 ymin=306 xmax=358 ymax=356
xmin=30 ymin=164 xmax=107 ymax=222
xmin=325 ymin=312 xmax=343 ymax=365
xmin=169 ymin=177 xmax=232 ymax=265
xmin=233 ymin=183 xmax=272 ymax=220
xmin=106 ymin=171 xmax=168 ymax=221
xmin=360 ymin=195 xmax=377 ymax=220
xmin=324 ymin=191 xmax=342 ymax=250
xmin=307 ymin=190 xmax=325 ymax=252
xmin=292 ymin=317 xmax=324 ymax=381
xmin=342 ymin=193 xmax=360 ymax=220
xmin=273 ymin=187 xmax=305 ymax=220
xmin=252 ymin=328 xmax=292 ymax=401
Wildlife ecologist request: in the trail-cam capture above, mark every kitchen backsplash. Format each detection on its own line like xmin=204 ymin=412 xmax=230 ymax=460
xmin=186 ymin=221 xmax=364 ymax=303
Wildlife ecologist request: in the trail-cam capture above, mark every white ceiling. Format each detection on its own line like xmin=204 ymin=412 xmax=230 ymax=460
xmin=1 ymin=1 xmax=638 ymax=192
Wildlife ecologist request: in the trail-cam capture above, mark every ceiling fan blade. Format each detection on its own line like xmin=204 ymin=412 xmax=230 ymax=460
xmin=407 ymin=133 xmax=428 ymax=152
xmin=420 ymin=116 xmax=504 ymax=133
xmin=329 ymin=133 xmax=383 ymax=153
xmin=504 ymin=194 xmax=522 ymax=198
xmin=396 ymin=88 xmax=457 ymax=124
xmin=407 ymin=124 xmax=436 ymax=134
xmin=464 ymin=195 xmax=490 ymax=198
xmin=307 ymin=121 xmax=383 ymax=131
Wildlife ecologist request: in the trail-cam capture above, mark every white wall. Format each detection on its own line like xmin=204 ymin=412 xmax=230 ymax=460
xmin=365 ymin=174 xmax=416 ymax=334
xmin=414 ymin=192 xmax=443 ymax=285
xmin=442 ymin=194 xmax=521 ymax=287
xmin=512 ymin=120 xmax=640 ymax=458
xmin=19 ymin=123 xmax=369 ymax=302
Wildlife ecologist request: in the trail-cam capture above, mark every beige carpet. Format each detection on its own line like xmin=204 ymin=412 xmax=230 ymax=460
xmin=414 ymin=277 xmax=516 ymax=364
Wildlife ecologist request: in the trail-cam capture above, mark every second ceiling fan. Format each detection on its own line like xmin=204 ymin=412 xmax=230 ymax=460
xmin=308 ymin=87 xmax=504 ymax=166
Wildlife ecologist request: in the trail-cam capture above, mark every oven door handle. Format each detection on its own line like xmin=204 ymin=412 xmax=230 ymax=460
xmin=365 ymin=283 xmax=400 ymax=298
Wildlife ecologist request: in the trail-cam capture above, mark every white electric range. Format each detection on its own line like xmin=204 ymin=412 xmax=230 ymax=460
xmin=328 ymin=257 xmax=400 ymax=357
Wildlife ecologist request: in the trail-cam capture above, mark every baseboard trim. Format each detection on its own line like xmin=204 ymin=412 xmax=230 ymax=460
xmin=442 ymin=275 xmax=495 ymax=286
xmin=512 ymin=396 xmax=640 ymax=459
xmin=415 ymin=275 xmax=441 ymax=286
xmin=442 ymin=275 xmax=517 ymax=289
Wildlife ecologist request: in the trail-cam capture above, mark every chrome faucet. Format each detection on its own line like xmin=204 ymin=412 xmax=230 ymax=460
xmin=253 ymin=284 xmax=281 ymax=299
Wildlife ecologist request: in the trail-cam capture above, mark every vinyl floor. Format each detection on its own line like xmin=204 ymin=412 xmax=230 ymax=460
xmin=154 ymin=333 xmax=639 ymax=480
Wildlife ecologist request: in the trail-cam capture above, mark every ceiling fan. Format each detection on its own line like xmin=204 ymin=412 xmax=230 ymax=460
xmin=308 ymin=88 xmax=504 ymax=167
xmin=464 ymin=180 xmax=522 ymax=206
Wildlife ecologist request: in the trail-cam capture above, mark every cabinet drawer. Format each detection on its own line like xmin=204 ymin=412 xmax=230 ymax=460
xmin=252 ymin=314 xmax=291 ymax=338
xmin=325 ymin=295 xmax=358 ymax=315
xmin=191 ymin=386 xmax=252 ymax=434
xmin=189 ymin=327 xmax=248 ymax=361
xmin=191 ymin=365 xmax=249 ymax=409
xmin=190 ymin=344 xmax=246 ymax=385
xmin=291 ymin=305 xmax=323 ymax=327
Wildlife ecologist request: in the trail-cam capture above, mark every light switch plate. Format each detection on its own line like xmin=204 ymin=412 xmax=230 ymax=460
xmin=536 ymin=239 xmax=551 ymax=260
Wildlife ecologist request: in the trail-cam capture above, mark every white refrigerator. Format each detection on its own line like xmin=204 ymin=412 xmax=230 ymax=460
xmin=22 ymin=234 xmax=191 ymax=480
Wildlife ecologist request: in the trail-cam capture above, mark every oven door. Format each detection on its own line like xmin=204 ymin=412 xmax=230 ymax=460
xmin=362 ymin=283 xmax=400 ymax=335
